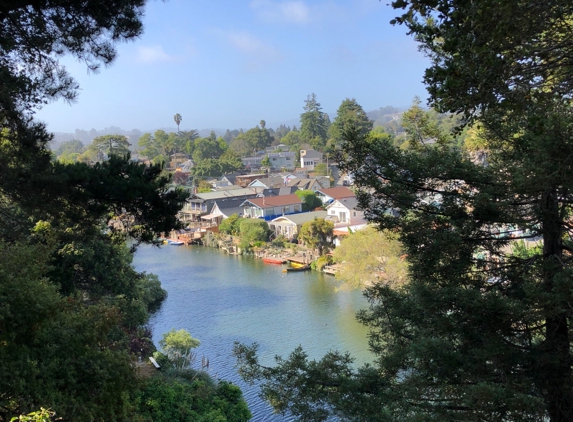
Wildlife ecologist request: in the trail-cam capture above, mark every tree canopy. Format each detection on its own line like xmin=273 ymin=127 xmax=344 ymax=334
xmin=299 ymin=93 xmax=329 ymax=150
xmin=328 ymin=98 xmax=372 ymax=149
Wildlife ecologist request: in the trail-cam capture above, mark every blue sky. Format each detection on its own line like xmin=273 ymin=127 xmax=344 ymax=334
xmin=36 ymin=0 xmax=430 ymax=134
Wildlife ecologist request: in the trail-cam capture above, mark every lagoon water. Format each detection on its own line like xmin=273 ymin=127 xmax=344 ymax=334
xmin=133 ymin=244 xmax=372 ymax=421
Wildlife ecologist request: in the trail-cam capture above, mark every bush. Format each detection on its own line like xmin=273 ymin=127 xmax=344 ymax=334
xmin=295 ymin=190 xmax=322 ymax=211
xmin=219 ymin=214 xmax=242 ymax=235
xmin=133 ymin=373 xmax=251 ymax=422
xmin=238 ymin=219 xmax=270 ymax=250
xmin=271 ymin=235 xmax=288 ymax=248
xmin=312 ymin=254 xmax=333 ymax=271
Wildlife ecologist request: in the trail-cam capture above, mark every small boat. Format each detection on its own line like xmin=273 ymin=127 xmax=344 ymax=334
xmin=262 ymin=257 xmax=286 ymax=264
xmin=289 ymin=261 xmax=307 ymax=268
xmin=283 ymin=265 xmax=311 ymax=272
xmin=168 ymin=240 xmax=184 ymax=246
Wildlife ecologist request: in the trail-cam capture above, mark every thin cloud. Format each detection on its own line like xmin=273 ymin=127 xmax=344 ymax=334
xmin=228 ymin=31 xmax=282 ymax=61
xmin=136 ymin=45 xmax=175 ymax=63
xmin=250 ymin=0 xmax=311 ymax=24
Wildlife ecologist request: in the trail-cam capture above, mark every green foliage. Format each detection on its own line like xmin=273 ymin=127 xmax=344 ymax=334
xmin=10 ymin=408 xmax=55 ymax=422
xmin=0 ymin=241 xmax=138 ymax=421
xmin=159 ymin=329 xmax=201 ymax=370
xmin=299 ymin=218 xmax=333 ymax=256
xmin=54 ymin=139 xmax=85 ymax=159
xmin=300 ymin=93 xmax=329 ymax=149
xmin=271 ymin=235 xmax=288 ymax=248
xmin=313 ymin=162 xmax=328 ymax=176
xmin=280 ymin=130 xmax=302 ymax=146
xmin=238 ymin=219 xmax=270 ymax=251
xmin=138 ymin=272 xmax=168 ymax=313
xmin=229 ymin=126 xmax=273 ymax=157
xmin=235 ymin=2 xmax=573 ymax=421
xmin=333 ymin=227 xmax=408 ymax=289
xmin=0 ymin=2 xmax=189 ymax=420
xmin=197 ymin=180 xmax=213 ymax=193
xmin=134 ymin=373 xmax=251 ymax=422
xmin=138 ymin=130 xmax=187 ymax=162
xmin=294 ymin=190 xmax=322 ymax=211
xmin=174 ymin=113 xmax=182 ymax=132
xmin=88 ymin=134 xmax=131 ymax=160
xmin=328 ymin=98 xmax=372 ymax=148
xmin=260 ymin=155 xmax=271 ymax=169
xmin=218 ymin=214 xmax=242 ymax=236
xmin=218 ymin=149 xmax=243 ymax=174
xmin=311 ymin=254 xmax=332 ymax=271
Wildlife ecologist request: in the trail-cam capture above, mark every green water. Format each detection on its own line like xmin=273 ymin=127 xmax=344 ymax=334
xmin=133 ymin=244 xmax=372 ymax=421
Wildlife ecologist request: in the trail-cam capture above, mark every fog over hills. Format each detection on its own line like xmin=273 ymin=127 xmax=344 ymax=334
xmin=49 ymin=105 xmax=404 ymax=148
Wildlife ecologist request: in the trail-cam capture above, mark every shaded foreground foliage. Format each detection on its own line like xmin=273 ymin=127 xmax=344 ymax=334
xmin=0 ymin=1 xmax=251 ymax=420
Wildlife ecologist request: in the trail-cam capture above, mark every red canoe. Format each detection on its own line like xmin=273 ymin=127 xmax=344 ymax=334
xmin=262 ymin=257 xmax=286 ymax=264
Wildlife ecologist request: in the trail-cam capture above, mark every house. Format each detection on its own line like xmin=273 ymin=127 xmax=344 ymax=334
xmin=169 ymin=153 xmax=190 ymax=171
xmin=235 ymin=173 xmax=267 ymax=187
xmin=325 ymin=197 xmax=366 ymax=228
xmin=269 ymin=211 xmax=328 ymax=240
xmin=212 ymin=173 xmax=241 ymax=188
xmin=300 ymin=149 xmax=323 ymax=170
xmin=248 ymin=176 xmax=285 ymax=189
xmin=179 ymin=187 xmax=266 ymax=222
xmin=267 ymin=151 xmax=296 ymax=171
xmin=315 ymin=186 xmax=355 ymax=205
xmin=179 ymin=186 xmax=295 ymax=222
xmin=287 ymin=177 xmax=330 ymax=192
xmin=240 ymin=194 xmax=303 ymax=220
xmin=241 ymin=156 xmax=263 ymax=170
xmin=200 ymin=197 xmax=246 ymax=225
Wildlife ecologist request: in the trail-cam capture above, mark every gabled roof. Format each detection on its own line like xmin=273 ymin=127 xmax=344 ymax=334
xmin=316 ymin=186 xmax=355 ymax=200
xmin=327 ymin=197 xmax=359 ymax=211
xmin=241 ymin=194 xmax=302 ymax=209
xmin=271 ymin=211 xmax=328 ymax=225
xmin=248 ymin=177 xmax=285 ymax=188
xmin=191 ymin=187 xmax=262 ymax=201
xmin=211 ymin=199 xmax=244 ymax=218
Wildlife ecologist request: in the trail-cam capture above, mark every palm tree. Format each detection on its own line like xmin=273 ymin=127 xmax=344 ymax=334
xmin=174 ymin=113 xmax=182 ymax=132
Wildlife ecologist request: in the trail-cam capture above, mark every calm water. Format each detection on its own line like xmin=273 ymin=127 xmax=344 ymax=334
xmin=133 ymin=244 xmax=372 ymax=421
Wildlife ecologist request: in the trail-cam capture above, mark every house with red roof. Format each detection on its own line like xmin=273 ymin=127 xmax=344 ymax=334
xmin=315 ymin=186 xmax=355 ymax=205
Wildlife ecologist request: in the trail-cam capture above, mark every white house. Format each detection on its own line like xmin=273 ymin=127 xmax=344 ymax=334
xmin=269 ymin=211 xmax=328 ymax=240
xmin=240 ymin=194 xmax=303 ymax=219
xmin=325 ymin=197 xmax=366 ymax=228
xmin=300 ymin=149 xmax=323 ymax=170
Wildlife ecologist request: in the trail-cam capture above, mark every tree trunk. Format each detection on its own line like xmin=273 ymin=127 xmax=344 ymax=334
xmin=541 ymin=187 xmax=573 ymax=422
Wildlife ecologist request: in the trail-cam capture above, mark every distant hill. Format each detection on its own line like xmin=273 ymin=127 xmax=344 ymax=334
xmin=49 ymin=105 xmax=406 ymax=149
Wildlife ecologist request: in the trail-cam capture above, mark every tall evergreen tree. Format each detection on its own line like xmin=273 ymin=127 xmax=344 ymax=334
xmin=328 ymin=98 xmax=372 ymax=148
xmin=299 ymin=93 xmax=328 ymax=150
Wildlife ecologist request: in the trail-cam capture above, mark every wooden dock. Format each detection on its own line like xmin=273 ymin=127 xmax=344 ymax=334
xmin=323 ymin=264 xmax=342 ymax=275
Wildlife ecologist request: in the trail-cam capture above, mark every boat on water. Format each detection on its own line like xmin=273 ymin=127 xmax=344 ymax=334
xmin=283 ymin=265 xmax=311 ymax=272
xmin=168 ymin=240 xmax=184 ymax=246
xmin=262 ymin=257 xmax=286 ymax=264
xmin=289 ymin=261 xmax=307 ymax=268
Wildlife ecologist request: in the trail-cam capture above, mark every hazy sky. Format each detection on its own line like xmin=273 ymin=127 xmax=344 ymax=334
xmin=35 ymin=0 xmax=430 ymax=133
